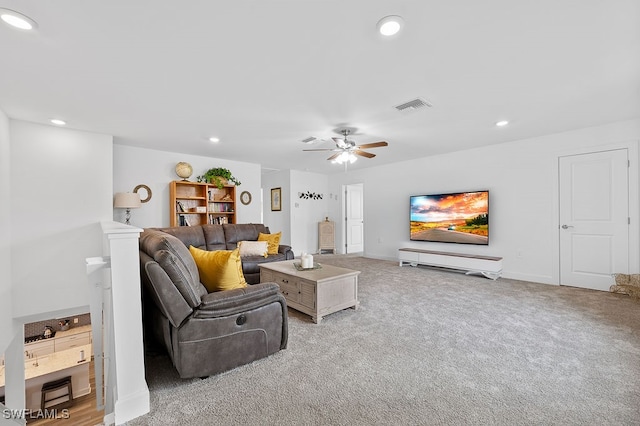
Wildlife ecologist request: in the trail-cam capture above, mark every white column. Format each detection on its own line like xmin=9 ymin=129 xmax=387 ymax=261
xmin=101 ymin=222 xmax=149 ymax=425
xmin=4 ymin=326 xmax=26 ymax=424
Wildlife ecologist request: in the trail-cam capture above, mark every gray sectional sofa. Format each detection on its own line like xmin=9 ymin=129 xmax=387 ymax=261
xmin=155 ymin=223 xmax=294 ymax=284
xmin=138 ymin=224 xmax=292 ymax=378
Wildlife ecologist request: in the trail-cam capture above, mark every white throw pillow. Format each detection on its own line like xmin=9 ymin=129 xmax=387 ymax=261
xmin=238 ymin=240 xmax=269 ymax=258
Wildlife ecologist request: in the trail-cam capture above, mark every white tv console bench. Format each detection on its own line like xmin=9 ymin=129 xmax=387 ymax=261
xmin=398 ymin=248 xmax=502 ymax=280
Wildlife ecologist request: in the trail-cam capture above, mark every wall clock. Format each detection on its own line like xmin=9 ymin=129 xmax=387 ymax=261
xmin=240 ymin=191 xmax=252 ymax=205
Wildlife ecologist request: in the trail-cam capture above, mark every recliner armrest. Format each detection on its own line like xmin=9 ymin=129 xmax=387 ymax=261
xmin=278 ymin=244 xmax=294 ymax=260
xmin=193 ymin=282 xmax=285 ymax=319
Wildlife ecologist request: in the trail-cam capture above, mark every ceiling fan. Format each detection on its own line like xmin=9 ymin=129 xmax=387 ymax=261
xmin=303 ymin=129 xmax=388 ymax=164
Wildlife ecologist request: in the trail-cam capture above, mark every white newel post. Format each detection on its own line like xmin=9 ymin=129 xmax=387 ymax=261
xmin=94 ymin=221 xmax=149 ymax=425
xmin=3 ymin=327 xmax=26 ymax=425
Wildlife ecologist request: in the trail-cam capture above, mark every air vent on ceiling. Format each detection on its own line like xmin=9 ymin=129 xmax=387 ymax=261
xmin=394 ymin=97 xmax=432 ymax=112
xmin=301 ymin=136 xmax=317 ymax=144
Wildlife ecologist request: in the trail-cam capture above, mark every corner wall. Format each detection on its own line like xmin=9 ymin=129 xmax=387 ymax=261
xmin=327 ymin=119 xmax=640 ymax=284
xmin=0 ymin=109 xmax=15 ymax=350
xmin=290 ymin=170 xmax=329 ymax=255
xmin=261 ymin=170 xmax=292 ymax=246
xmin=113 ymin=145 xmax=262 ymax=228
xmin=10 ymin=121 xmax=113 ymax=318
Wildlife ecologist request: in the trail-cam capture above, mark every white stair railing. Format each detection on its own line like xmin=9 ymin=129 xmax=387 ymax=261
xmin=85 ymin=256 xmax=111 ymax=415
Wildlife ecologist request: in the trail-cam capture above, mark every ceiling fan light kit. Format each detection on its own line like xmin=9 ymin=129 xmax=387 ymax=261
xmin=332 ymin=152 xmax=358 ymax=165
xmin=303 ymin=128 xmax=388 ymax=168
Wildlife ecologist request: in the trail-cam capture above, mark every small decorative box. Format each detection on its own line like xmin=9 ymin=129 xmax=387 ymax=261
xmin=190 ymin=206 xmax=207 ymax=213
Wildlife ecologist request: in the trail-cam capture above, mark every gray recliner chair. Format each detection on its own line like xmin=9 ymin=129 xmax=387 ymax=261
xmin=139 ymin=229 xmax=288 ymax=378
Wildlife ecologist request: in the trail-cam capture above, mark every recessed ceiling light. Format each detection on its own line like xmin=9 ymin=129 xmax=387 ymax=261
xmin=377 ymin=15 xmax=404 ymax=36
xmin=0 ymin=8 xmax=37 ymax=31
xmin=209 ymin=137 xmax=220 ymax=143
xmin=50 ymin=119 xmax=66 ymax=126
xmin=495 ymin=120 xmax=509 ymax=127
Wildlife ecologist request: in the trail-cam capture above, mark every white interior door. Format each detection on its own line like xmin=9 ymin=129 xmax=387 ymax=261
xmin=559 ymin=149 xmax=629 ymax=291
xmin=345 ymin=184 xmax=364 ymax=253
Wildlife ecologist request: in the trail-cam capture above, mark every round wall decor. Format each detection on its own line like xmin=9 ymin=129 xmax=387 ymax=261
xmin=134 ymin=184 xmax=152 ymax=203
xmin=240 ymin=191 xmax=252 ymax=205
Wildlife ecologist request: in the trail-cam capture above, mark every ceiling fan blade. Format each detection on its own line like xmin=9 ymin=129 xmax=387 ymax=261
xmin=356 ymin=141 xmax=388 ymax=149
xmin=354 ymin=150 xmax=376 ymax=158
xmin=303 ymin=148 xmax=338 ymax=152
xmin=327 ymin=153 xmax=341 ymax=161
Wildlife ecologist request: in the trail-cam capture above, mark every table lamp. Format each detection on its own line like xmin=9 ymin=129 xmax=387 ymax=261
xmin=114 ymin=192 xmax=142 ymax=225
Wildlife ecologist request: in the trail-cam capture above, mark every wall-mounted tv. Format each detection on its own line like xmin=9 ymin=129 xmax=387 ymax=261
xmin=410 ymin=190 xmax=489 ymax=245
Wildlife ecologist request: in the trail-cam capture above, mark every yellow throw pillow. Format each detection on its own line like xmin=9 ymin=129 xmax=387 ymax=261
xmin=258 ymin=232 xmax=281 ymax=255
xmin=189 ymin=246 xmax=247 ymax=292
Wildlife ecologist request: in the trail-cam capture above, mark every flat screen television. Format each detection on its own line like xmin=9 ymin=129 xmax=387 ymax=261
xmin=410 ymin=190 xmax=489 ymax=245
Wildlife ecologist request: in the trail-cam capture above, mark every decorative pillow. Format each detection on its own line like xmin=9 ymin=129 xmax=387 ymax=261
xmin=189 ymin=246 xmax=247 ymax=292
xmin=238 ymin=240 xmax=268 ymax=258
xmin=258 ymin=232 xmax=281 ymax=255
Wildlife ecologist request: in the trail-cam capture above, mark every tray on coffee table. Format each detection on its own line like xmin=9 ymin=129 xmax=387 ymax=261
xmin=293 ymin=262 xmax=322 ymax=271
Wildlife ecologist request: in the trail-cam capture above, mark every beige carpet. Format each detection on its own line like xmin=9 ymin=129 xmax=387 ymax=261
xmin=130 ymin=255 xmax=640 ymax=425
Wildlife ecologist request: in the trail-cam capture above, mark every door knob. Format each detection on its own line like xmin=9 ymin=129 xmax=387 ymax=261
xmin=561 ymin=224 xmax=574 ymax=229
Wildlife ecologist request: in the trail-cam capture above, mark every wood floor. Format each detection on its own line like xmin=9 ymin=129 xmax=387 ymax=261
xmin=27 ymin=359 xmax=104 ymax=426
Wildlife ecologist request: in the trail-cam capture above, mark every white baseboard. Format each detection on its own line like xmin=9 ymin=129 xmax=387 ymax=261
xmin=501 ymin=271 xmax=556 ymax=285
xmin=114 ymin=387 xmax=149 ymax=425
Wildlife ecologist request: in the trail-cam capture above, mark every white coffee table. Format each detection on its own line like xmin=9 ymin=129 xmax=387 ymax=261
xmin=259 ymin=260 xmax=360 ymax=324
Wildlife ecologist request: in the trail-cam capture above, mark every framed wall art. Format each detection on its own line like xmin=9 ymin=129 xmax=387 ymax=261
xmin=271 ymin=187 xmax=281 ymax=211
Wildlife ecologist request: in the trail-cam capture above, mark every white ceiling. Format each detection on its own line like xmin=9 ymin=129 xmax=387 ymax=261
xmin=1 ymin=1 xmax=639 ymax=174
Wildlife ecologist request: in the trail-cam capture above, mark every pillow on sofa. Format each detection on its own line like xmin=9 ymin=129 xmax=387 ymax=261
xmin=238 ymin=240 xmax=268 ymax=258
xmin=258 ymin=232 xmax=281 ymax=255
xmin=189 ymin=246 xmax=247 ymax=292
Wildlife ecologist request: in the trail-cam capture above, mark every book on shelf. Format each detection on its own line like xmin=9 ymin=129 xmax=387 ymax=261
xmin=209 ymin=203 xmax=230 ymax=213
xmin=177 ymin=201 xmax=186 ymax=212
xmin=209 ymin=216 xmax=228 ymax=225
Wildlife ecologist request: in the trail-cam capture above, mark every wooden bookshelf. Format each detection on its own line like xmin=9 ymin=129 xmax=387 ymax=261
xmin=169 ymin=180 xmax=236 ymax=226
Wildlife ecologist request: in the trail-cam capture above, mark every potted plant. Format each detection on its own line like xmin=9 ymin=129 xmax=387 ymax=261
xmin=197 ymin=167 xmax=241 ymax=189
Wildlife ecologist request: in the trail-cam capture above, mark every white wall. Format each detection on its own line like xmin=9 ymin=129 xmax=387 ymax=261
xmin=113 ymin=145 xmax=262 ymax=228
xmin=290 ymin=170 xmax=329 ymax=255
xmin=0 ymin=109 xmax=15 ymax=351
xmin=328 ymin=119 xmax=640 ymax=285
xmin=261 ymin=170 xmax=292 ymax=246
xmin=10 ymin=121 xmax=113 ymax=318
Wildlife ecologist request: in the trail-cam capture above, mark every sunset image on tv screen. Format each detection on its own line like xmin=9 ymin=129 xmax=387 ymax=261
xmin=410 ymin=191 xmax=489 ymax=245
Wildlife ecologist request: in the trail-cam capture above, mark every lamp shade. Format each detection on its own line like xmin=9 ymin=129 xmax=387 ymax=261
xmin=114 ymin=192 xmax=142 ymax=209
